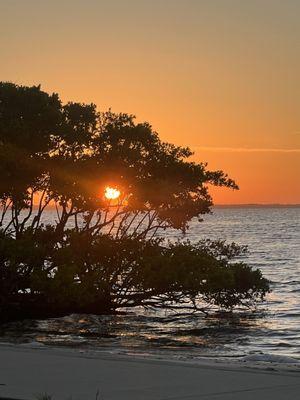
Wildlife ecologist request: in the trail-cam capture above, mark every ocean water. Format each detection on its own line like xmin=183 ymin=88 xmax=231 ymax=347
xmin=1 ymin=206 xmax=300 ymax=361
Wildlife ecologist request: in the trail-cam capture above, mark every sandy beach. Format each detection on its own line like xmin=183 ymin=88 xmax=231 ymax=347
xmin=0 ymin=344 xmax=300 ymax=400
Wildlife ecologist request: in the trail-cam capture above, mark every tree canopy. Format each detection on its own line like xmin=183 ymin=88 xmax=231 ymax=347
xmin=0 ymin=82 xmax=269 ymax=321
xmin=0 ymin=82 xmax=238 ymax=237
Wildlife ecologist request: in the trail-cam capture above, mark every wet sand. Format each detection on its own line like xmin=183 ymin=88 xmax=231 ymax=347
xmin=0 ymin=344 xmax=300 ymax=400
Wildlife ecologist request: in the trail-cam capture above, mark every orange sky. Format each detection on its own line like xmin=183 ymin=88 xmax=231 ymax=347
xmin=1 ymin=0 xmax=299 ymax=204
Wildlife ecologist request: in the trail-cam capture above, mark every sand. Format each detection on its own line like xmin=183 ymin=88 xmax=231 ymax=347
xmin=0 ymin=344 xmax=300 ymax=400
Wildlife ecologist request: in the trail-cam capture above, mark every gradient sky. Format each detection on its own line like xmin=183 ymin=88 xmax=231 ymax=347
xmin=1 ymin=0 xmax=299 ymax=204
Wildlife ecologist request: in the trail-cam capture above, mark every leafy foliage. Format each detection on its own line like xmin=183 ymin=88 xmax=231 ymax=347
xmin=0 ymin=83 xmax=238 ymax=237
xmin=0 ymin=82 xmax=269 ymax=320
xmin=0 ymin=229 xmax=269 ymax=320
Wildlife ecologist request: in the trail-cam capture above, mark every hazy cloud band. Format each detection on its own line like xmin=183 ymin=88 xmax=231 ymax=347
xmin=192 ymin=146 xmax=300 ymax=153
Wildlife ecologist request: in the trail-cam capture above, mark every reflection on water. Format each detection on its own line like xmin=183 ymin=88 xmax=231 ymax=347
xmin=1 ymin=308 xmax=298 ymax=359
xmin=0 ymin=310 xmax=270 ymax=358
xmin=1 ymin=207 xmax=300 ymax=360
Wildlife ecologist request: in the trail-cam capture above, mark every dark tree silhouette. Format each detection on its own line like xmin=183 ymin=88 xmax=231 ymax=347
xmin=0 ymin=83 xmax=269 ymax=321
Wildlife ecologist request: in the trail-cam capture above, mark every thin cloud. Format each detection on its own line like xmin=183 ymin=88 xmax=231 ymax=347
xmin=192 ymin=146 xmax=300 ymax=153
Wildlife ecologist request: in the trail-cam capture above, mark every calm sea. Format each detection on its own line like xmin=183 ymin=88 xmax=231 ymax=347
xmin=1 ymin=206 xmax=300 ymax=361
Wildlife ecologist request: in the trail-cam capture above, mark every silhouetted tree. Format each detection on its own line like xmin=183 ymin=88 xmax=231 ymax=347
xmin=0 ymin=83 xmax=269 ymax=320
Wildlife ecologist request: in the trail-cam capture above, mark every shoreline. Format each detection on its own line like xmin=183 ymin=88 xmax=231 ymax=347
xmin=1 ymin=341 xmax=300 ymax=372
xmin=1 ymin=343 xmax=300 ymax=400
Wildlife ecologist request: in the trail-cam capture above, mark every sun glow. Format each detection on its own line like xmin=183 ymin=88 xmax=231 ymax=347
xmin=104 ymin=186 xmax=121 ymax=200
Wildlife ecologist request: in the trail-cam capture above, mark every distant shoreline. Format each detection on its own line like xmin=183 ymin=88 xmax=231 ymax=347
xmin=33 ymin=203 xmax=300 ymax=209
xmin=213 ymin=204 xmax=300 ymax=208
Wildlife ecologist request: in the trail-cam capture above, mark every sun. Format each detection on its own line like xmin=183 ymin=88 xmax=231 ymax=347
xmin=104 ymin=186 xmax=121 ymax=200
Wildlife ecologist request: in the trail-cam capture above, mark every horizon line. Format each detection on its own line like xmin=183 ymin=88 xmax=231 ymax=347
xmin=36 ymin=203 xmax=300 ymax=208
xmin=213 ymin=203 xmax=300 ymax=207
